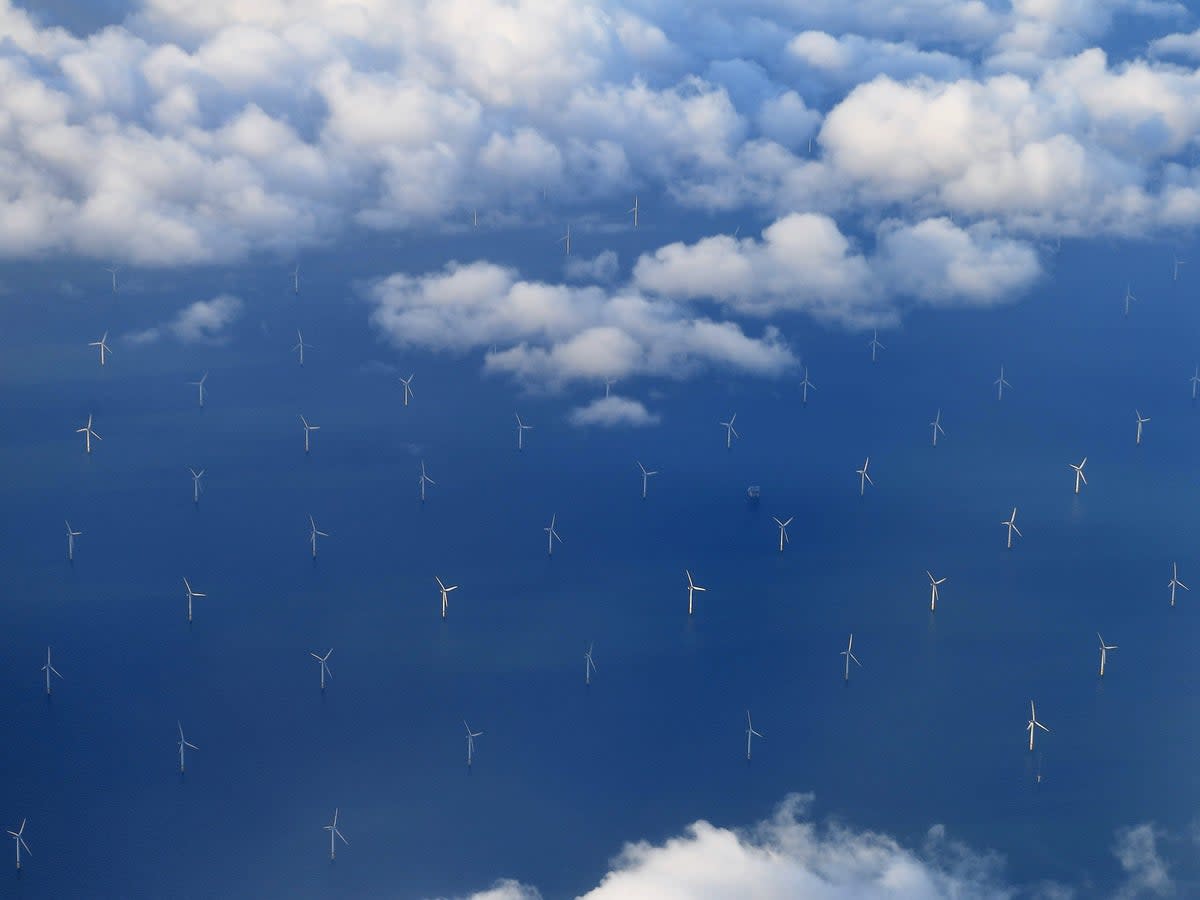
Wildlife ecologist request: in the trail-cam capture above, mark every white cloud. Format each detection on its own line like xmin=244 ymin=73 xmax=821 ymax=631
xmin=127 ymin=293 xmax=243 ymax=343
xmin=569 ymin=395 xmax=661 ymax=427
xmin=1113 ymin=825 xmax=1172 ymax=898
xmin=787 ymin=31 xmax=971 ymax=86
xmin=1150 ymin=28 xmax=1200 ymax=60
xmin=565 ymin=250 xmax=620 ymax=282
xmin=444 ymin=879 xmax=542 ymax=900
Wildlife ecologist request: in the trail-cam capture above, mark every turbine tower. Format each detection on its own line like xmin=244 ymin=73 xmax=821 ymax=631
xmin=464 ymin=721 xmax=483 ymax=767
xmin=183 ymin=577 xmax=206 ymax=623
xmin=995 ymin=365 xmax=1011 ymax=400
xmin=292 ymin=264 xmax=300 ymax=295
xmin=436 ymin=576 xmax=458 ymax=619
xmin=800 ymin=368 xmax=815 ymax=405
xmin=720 ymin=414 xmax=739 ymax=449
xmin=1123 ymin=283 xmax=1137 ymax=316
xmin=76 ymin=413 xmax=102 ymax=454
xmin=930 ymin=409 xmax=944 ymax=447
xmin=559 ymin=224 xmax=571 ymax=256
xmin=637 ymin=461 xmax=658 ymax=499
xmin=841 ymin=633 xmax=862 ymax=681
xmin=868 ymin=329 xmax=885 ymax=363
xmin=309 ymin=515 xmax=329 ymax=558
xmin=1174 ymin=255 xmax=1186 ymax=282
xmin=41 ymin=647 xmax=62 ymax=696
xmin=1169 ymin=562 xmax=1188 ymax=607
xmin=856 ymin=457 xmax=874 ymax=496
xmin=310 ymin=648 xmax=333 ymax=690
xmin=515 ymin=414 xmax=532 ymax=450
xmin=926 ymin=571 xmax=946 ymax=612
xmin=773 ymin=516 xmax=793 ymax=552
xmin=188 ymin=468 xmax=205 ymax=504
xmin=89 ymin=331 xmax=112 ymax=366
xmin=745 ymin=710 xmax=763 ymax=761
xmin=65 ymin=521 xmax=81 ymax=561
xmin=301 ymin=416 xmax=320 ymax=453
xmin=544 ymin=514 xmax=563 ymax=556
xmin=1190 ymin=366 xmax=1200 ymax=401
xmin=685 ymin=569 xmax=706 ymax=615
xmin=1002 ymin=507 xmax=1022 ymax=549
xmin=1069 ymin=457 xmax=1087 ymax=494
xmin=7 ymin=819 xmax=30 ymax=870
xmin=584 ymin=642 xmax=597 ymax=685
xmin=1135 ymin=410 xmax=1149 ymax=445
xmin=418 ymin=461 xmax=435 ymax=502
xmin=1097 ymin=633 xmax=1117 ymax=677
xmin=400 ymin=374 xmax=414 ymax=407
xmin=1026 ymin=701 xmax=1050 ymax=751
xmin=105 ymin=265 xmax=119 ymax=293
xmin=628 ymin=196 xmax=639 ymax=228
xmin=188 ymin=372 xmax=208 ymax=408
xmin=292 ymin=330 xmax=312 ymax=366
xmin=324 ymin=808 xmax=348 ymax=860
xmin=177 ymin=721 xmax=198 ymax=773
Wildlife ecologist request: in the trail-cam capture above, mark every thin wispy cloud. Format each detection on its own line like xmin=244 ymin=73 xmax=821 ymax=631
xmin=569 ymin=395 xmax=661 ymax=428
xmin=126 ymin=294 xmax=243 ymax=344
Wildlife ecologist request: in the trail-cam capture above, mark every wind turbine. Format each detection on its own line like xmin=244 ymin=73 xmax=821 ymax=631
xmin=604 ymin=377 xmax=617 ymax=398
xmin=544 ymin=514 xmax=562 ymax=556
xmin=1097 ymin=633 xmax=1117 ymax=677
xmin=1190 ymin=366 xmax=1200 ymax=401
xmin=76 ymin=413 xmax=101 ymax=454
xmin=1069 ymin=457 xmax=1087 ymax=494
xmin=515 ymin=414 xmax=532 ymax=450
xmin=637 ymin=461 xmax=658 ymax=499
xmin=464 ymin=721 xmax=483 ymax=767
xmin=720 ymin=413 xmax=739 ymax=449
xmin=1002 ymin=507 xmax=1022 ymax=549
xmin=628 ymin=196 xmax=639 ymax=228
xmin=436 ymin=576 xmax=458 ymax=619
xmin=7 ymin=819 xmax=29 ymax=870
xmin=183 ymin=577 xmax=205 ymax=623
xmin=418 ymin=461 xmax=435 ymax=502
xmin=584 ymin=643 xmax=597 ymax=685
xmin=995 ymin=365 xmax=1011 ymax=400
xmin=745 ymin=710 xmax=763 ymax=761
xmin=800 ymin=368 xmax=815 ymax=405
xmin=89 ymin=331 xmax=112 ymax=366
xmin=292 ymin=330 xmax=311 ymax=366
xmin=1135 ymin=410 xmax=1149 ymax=445
xmin=1174 ymin=256 xmax=1186 ymax=282
xmin=1169 ymin=562 xmax=1188 ymax=607
xmin=930 ymin=409 xmax=944 ymax=447
xmin=292 ymin=264 xmax=300 ymax=295
xmin=559 ymin=224 xmax=572 ymax=256
xmin=926 ymin=571 xmax=946 ymax=612
xmin=473 ymin=208 xmax=479 ymax=228
xmin=105 ymin=265 xmax=118 ymax=293
xmin=773 ymin=516 xmax=793 ymax=552
xmin=188 ymin=468 xmax=204 ymax=504
xmin=65 ymin=520 xmax=81 ymax=561
xmin=1026 ymin=701 xmax=1050 ymax=751
xmin=400 ymin=374 xmax=414 ymax=407
xmin=1123 ymin=283 xmax=1136 ymax=316
xmin=41 ymin=647 xmax=62 ymax=696
xmin=324 ymin=808 xmax=348 ymax=860
xmin=309 ymin=515 xmax=329 ymax=558
xmin=840 ymin=633 xmax=862 ymax=682
xmin=177 ymin=721 xmax=198 ymax=773
xmin=868 ymin=329 xmax=885 ymax=363
xmin=685 ymin=569 xmax=706 ymax=615
xmin=310 ymin=648 xmax=333 ymax=690
xmin=856 ymin=457 xmax=874 ymax=496
xmin=188 ymin=372 xmax=208 ymax=408
xmin=301 ymin=416 xmax=320 ymax=453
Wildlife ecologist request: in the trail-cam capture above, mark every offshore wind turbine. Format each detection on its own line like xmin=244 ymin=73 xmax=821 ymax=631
xmin=868 ymin=329 xmax=885 ymax=362
xmin=926 ymin=571 xmax=946 ymax=612
xmin=930 ymin=409 xmax=944 ymax=447
xmin=1169 ymin=562 xmax=1188 ymax=607
xmin=856 ymin=457 xmax=874 ymax=496
xmin=800 ymin=368 xmax=815 ymax=405
xmin=464 ymin=721 xmax=483 ymax=767
xmin=105 ymin=265 xmax=118 ymax=293
xmin=995 ymin=365 xmax=1011 ymax=400
xmin=183 ymin=577 xmax=205 ymax=623
xmin=324 ymin=808 xmax=348 ymax=860
xmin=65 ymin=521 xmax=81 ymax=561
xmin=637 ymin=461 xmax=658 ymax=499
xmin=1123 ymin=283 xmax=1136 ymax=316
xmin=301 ymin=416 xmax=320 ymax=453
xmin=544 ymin=514 xmax=562 ymax=556
xmin=309 ymin=515 xmax=329 ymax=558
xmin=773 ymin=516 xmax=793 ymax=552
xmin=188 ymin=468 xmax=204 ymax=503
xmin=584 ymin=642 xmax=597 ymax=685
xmin=515 ymin=414 xmax=532 ymax=450
xmin=1174 ymin=255 xmax=1186 ymax=281
xmin=1069 ymin=457 xmax=1087 ymax=494
xmin=1002 ymin=507 xmax=1022 ymax=549
xmin=745 ymin=710 xmax=763 ymax=761
xmin=76 ymin=413 xmax=101 ymax=454
xmin=292 ymin=330 xmax=311 ymax=366
xmin=604 ymin=377 xmax=617 ymax=398
xmin=1135 ymin=410 xmax=1149 ymax=445
xmin=7 ymin=819 xmax=29 ymax=870
xmin=436 ymin=576 xmax=458 ymax=619
xmin=1190 ymin=366 xmax=1200 ymax=400
xmin=720 ymin=413 xmax=739 ymax=449
xmin=310 ymin=648 xmax=333 ymax=690
xmin=559 ymin=224 xmax=572 ymax=255
xmin=628 ymin=196 xmax=639 ymax=228
xmin=400 ymin=374 xmax=414 ymax=407
xmin=1097 ymin=633 xmax=1117 ymax=677
xmin=840 ymin=633 xmax=862 ymax=682
xmin=177 ymin=721 xmax=198 ymax=772
xmin=292 ymin=264 xmax=300 ymax=295
xmin=188 ymin=372 xmax=208 ymax=408
xmin=685 ymin=569 xmax=706 ymax=615
xmin=1026 ymin=701 xmax=1050 ymax=751
xmin=89 ymin=331 xmax=112 ymax=366
xmin=41 ymin=647 xmax=62 ymax=695
xmin=418 ymin=461 xmax=435 ymax=501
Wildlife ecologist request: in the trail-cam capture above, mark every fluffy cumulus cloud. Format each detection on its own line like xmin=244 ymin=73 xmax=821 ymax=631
xmin=127 ymin=293 xmax=243 ymax=343
xmin=1112 ymin=825 xmax=1172 ymax=898
xmin=569 ymin=395 xmax=661 ymax=427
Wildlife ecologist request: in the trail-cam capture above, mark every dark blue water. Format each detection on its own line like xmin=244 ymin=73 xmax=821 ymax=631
xmin=1 ymin=231 xmax=1199 ymax=897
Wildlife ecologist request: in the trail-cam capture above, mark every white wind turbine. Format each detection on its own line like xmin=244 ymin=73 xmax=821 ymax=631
xmin=183 ymin=577 xmax=206 ymax=623
xmin=1190 ymin=366 xmax=1200 ymax=401
xmin=720 ymin=413 xmax=739 ymax=449
xmin=559 ymin=224 xmax=572 ymax=255
xmin=188 ymin=372 xmax=208 ymax=408
xmin=604 ymin=377 xmax=617 ymax=398
xmin=868 ymin=329 xmax=885 ymax=362
xmin=464 ymin=721 xmax=483 ymax=767
xmin=7 ymin=819 xmax=29 ymax=870
xmin=628 ymin=196 xmax=639 ymax=228
xmin=515 ymin=413 xmax=532 ymax=450
xmin=1135 ymin=410 xmax=1149 ymax=445
xmin=745 ymin=710 xmax=763 ymax=761
xmin=926 ymin=571 xmax=946 ymax=612
xmin=685 ymin=569 xmax=706 ymax=615
xmin=856 ymin=457 xmax=874 ymax=496
xmin=800 ymin=368 xmax=815 ymax=405
xmin=1097 ymin=633 xmax=1117 ymax=677
xmin=1069 ymin=457 xmax=1087 ymax=494
xmin=1169 ymin=562 xmax=1188 ymax=607
xmin=930 ymin=409 xmax=945 ymax=447
xmin=419 ymin=461 xmax=435 ymax=502
xmin=584 ymin=642 xmax=597 ymax=685
xmin=995 ymin=365 xmax=1011 ymax=400
xmin=89 ymin=331 xmax=112 ymax=366
xmin=324 ymin=808 xmax=348 ymax=860
xmin=177 ymin=721 xmax=198 ymax=772
xmin=105 ymin=265 xmax=119 ymax=293
xmin=773 ymin=516 xmax=793 ymax=553
xmin=292 ymin=264 xmax=300 ymax=295
xmin=1026 ymin=701 xmax=1050 ymax=751
xmin=292 ymin=330 xmax=311 ymax=366
xmin=544 ymin=514 xmax=563 ymax=556
xmin=41 ymin=647 xmax=62 ymax=696
xmin=840 ymin=633 xmax=862 ymax=681
xmin=637 ymin=461 xmax=658 ymax=499
xmin=1123 ymin=283 xmax=1137 ymax=316
xmin=436 ymin=576 xmax=458 ymax=619
xmin=65 ymin=520 xmax=81 ymax=561
xmin=301 ymin=416 xmax=320 ymax=453
xmin=400 ymin=374 xmax=414 ymax=407
xmin=310 ymin=648 xmax=333 ymax=690
xmin=1174 ymin=256 xmax=1186 ymax=282
xmin=1002 ymin=507 xmax=1022 ymax=549
xmin=309 ymin=515 xmax=329 ymax=558
xmin=76 ymin=413 xmax=102 ymax=454
xmin=188 ymin=467 xmax=205 ymax=503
